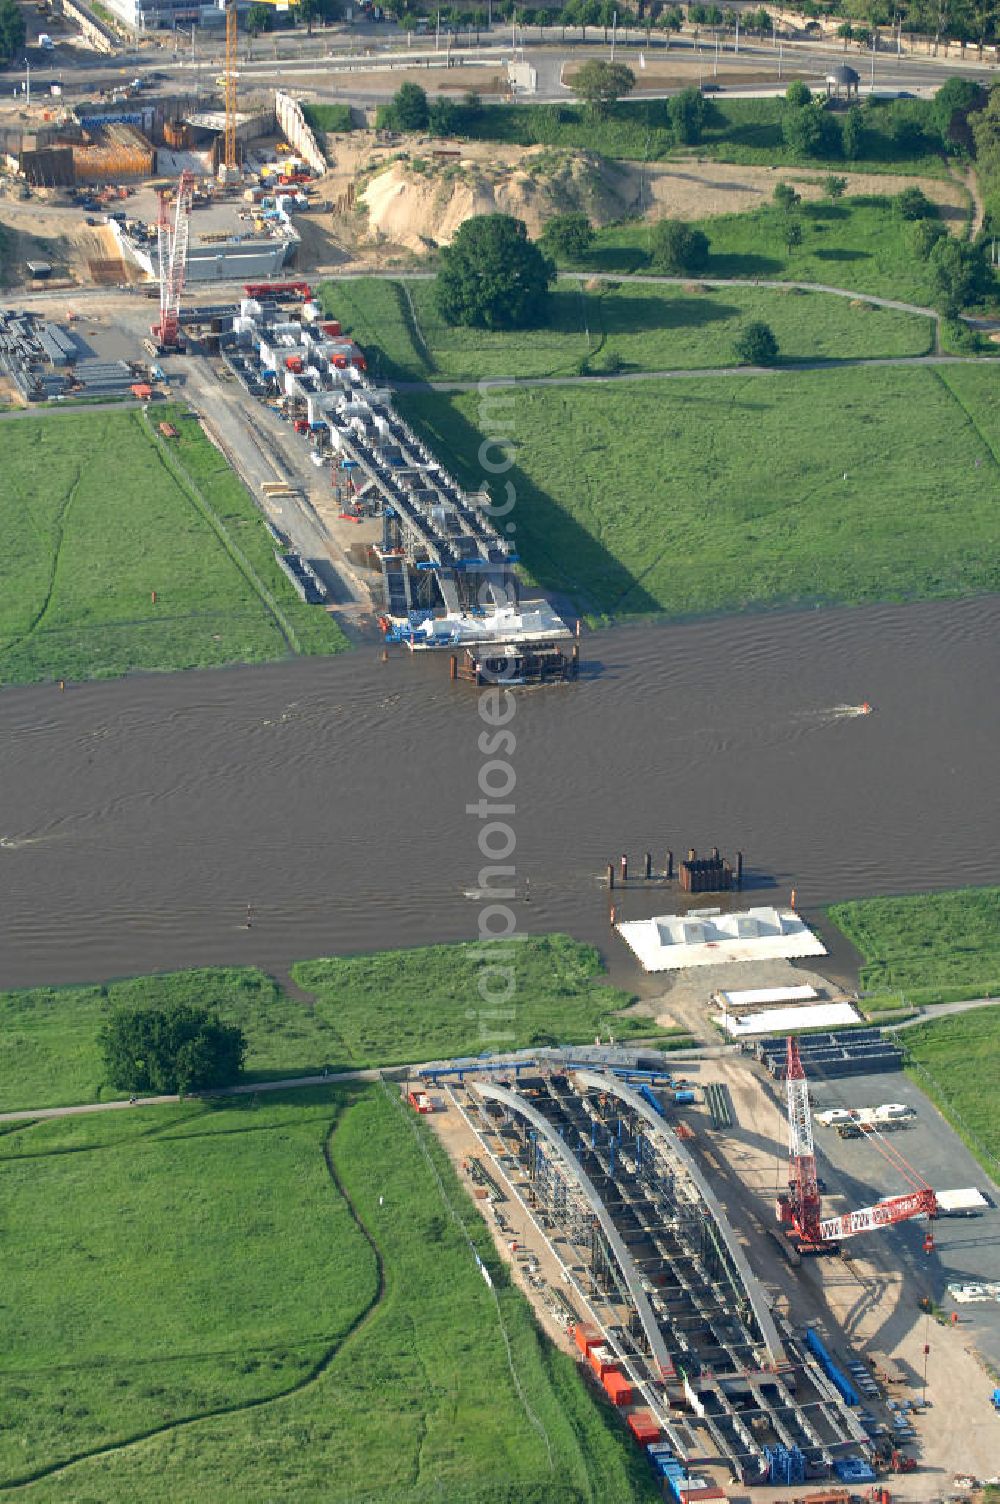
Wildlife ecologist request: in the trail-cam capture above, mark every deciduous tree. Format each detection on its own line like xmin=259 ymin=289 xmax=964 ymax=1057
xmin=539 ymin=211 xmax=594 ymax=260
xmin=929 ymin=236 xmax=990 ymax=316
xmin=247 ymin=3 xmax=274 ymax=34
xmin=436 ymin=214 xmax=555 ymax=329
xmin=669 ymin=86 xmax=707 ymax=144
xmin=380 ymin=81 xmax=430 ymax=131
xmin=773 ymin=181 xmax=801 ymax=210
xmin=0 ymin=0 xmax=26 ymax=62
xmin=649 ymin=217 xmax=710 ymax=273
xmin=842 ymin=103 xmax=865 ymax=160
xmin=570 ymin=59 xmax=636 ymax=114
xmin=100 ymin=1004 xmax=246 ymax=1096
xmin=734 ymin=320 xmax=779 ymax=364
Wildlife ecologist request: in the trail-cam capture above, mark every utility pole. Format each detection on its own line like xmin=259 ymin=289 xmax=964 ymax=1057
xmin=23 ymin=58 xmax=30 ymax=109
xmin=610 ymin=7 xmax=617 ymax=60
xmin=734 ymin=11 xmax=739 ymax=53
xmin=871 ymin=32 xmax=876 ymax=89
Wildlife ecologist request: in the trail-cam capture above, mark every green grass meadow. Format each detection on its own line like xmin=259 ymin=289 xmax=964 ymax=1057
xmin=0 ymin=935 xmax=664 ymax=1113
xmin=398 ymin=365 xmax=1000 ymax=621
xmin=828 ymin=887 xmax=1000 ymax=1004
xmin=903 ymin=1008 xmax=1000 ymax=1177
xmin=0 ymin=1084 xmax=657 ymax=1500
xmin=0 ymin=407 xmax=347 ymax=686
xmin=322 ymin=273 xmax=934 ymax=383
xmin=583 ymin=194 xmax=978 ymax=306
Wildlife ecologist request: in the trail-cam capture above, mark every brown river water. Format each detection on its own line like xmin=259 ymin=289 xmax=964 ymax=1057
xmin=0 ymin=596 xmax=997 ymax=992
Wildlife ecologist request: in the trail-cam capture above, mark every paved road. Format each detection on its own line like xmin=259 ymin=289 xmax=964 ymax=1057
xmin=883 ymin=996 xmax=1000 ymax=1029
xmin=2 ymin=21 xmax=997 ymax=102
xmin=12 ymin=1005 xmax=999 ymax=1124
xmin=581 ymin=273 xmax=945 ymax=321
xmin=0 ymin=1067 xmax=384 ymax=1124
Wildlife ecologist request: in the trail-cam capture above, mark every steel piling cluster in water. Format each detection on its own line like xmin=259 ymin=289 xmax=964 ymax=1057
xmin=606 ymin=847 xmax=743 ymax=892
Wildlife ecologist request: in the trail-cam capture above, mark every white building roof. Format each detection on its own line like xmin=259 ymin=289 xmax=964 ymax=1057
xmin=617 ymin=906 xmax=827 ymax=973
xmin=718 ymin=1001 xmax=860 ymax=1037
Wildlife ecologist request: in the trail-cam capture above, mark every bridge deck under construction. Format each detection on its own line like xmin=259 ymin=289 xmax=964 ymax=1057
xmin=448 ymin=1067 xmax=869 ymax=1484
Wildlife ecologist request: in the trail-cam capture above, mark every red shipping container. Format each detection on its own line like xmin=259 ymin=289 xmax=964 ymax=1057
xmin=588 ymin=1347 xmax=617 ymax=1380
xmin=627 ymin=1409 xmax=661 ymax=1444
xmin=321 ymin=320 xmax=342 ymax=336
xmin=603 ymin=1371 xmax=633 ymax=1406
xmin=677 ymin=1491 xmax=727 ymax=1503
xmin=573 ymin=1323 xmax=601 ymax=1356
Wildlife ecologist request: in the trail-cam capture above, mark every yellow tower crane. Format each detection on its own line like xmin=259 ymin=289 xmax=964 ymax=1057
xmin=223 ymin=0 xmax=238 ymax=176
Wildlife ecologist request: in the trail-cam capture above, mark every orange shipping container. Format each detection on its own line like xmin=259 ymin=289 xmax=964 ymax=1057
xmin=603 ymin=1371 xmax=633 ymax=1406
xmin=573 ymin=1323 xmax=601 ymax=1356
xmin=627 ymin=1409 xmax=661 ymax=1444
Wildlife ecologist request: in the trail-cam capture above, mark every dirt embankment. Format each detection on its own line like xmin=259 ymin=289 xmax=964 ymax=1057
xmin=353 ymin=142 xmax=968 ymax=256
xmin=359 ymin=145 xmax=633 ymax=250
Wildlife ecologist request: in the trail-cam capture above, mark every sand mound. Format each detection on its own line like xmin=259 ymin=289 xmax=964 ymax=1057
xmin=355 ymin=143 xmax=968 ymax=256
xmin=360 ymin=146 xmax=632 ymax=252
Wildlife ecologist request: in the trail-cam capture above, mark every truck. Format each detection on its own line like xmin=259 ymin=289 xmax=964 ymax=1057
xmin=817 ymin=1104 xmax=915 ymax=1134
xmin=935 ymin=1187 xmax=988 ymax=1217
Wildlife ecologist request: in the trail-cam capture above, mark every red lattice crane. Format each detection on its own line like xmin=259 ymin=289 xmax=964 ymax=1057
xmin=776 ymin=1036 xmax=938 ymax=1254
xmin=151 ymin=169 xmax=194 ymax=352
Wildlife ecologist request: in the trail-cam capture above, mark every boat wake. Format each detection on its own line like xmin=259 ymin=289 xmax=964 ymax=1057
xmin=795 ymin=703 xmax=874 ymax=726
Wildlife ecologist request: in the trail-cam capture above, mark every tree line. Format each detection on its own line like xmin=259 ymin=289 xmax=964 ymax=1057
xmin=273 ymin=0 xmax=1000 ymax=55
xmin=0 ymin=0 xmax=26 ymax=65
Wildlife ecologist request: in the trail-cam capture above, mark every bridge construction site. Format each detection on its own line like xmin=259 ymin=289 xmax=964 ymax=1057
xmin=414 ymin=1039 xmax=1000 ymax=1494
xmin=218 ymin=285 xmax=569 ymax=647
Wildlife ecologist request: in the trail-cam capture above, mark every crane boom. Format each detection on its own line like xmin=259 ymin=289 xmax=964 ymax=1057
xmin=819 ymin=1188 xmax=938 ymax=1242
xmin=776 ymin=1034 xmax=938 ymax=1253
xmin=151 ymin=170 xmax=194 ymax=351
xmin=781 ymin=1035 xmax=823 ymax=1246
xmin=224 ymin=0 xmax=237 ymax=173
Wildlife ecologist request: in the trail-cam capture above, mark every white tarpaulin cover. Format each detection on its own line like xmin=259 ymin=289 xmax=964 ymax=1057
xmin=617 ymin=906 xmax=827 ymax=973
